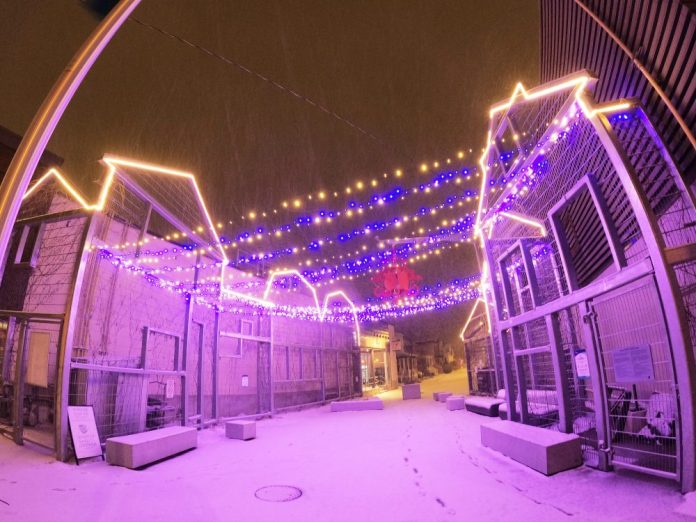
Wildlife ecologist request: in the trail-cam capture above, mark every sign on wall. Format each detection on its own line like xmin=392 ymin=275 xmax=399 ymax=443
xmin=611 ymin=345 xmax=655 ymax=383
xmin=67 ymin=406 xmax=103 ymax=462
xmin=573 ymin=348 xmax=591 ymax=380
xmin=26 ymin=331 xmax=50 ymax=388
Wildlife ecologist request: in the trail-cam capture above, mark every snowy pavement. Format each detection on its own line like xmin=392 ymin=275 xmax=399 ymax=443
xmin=0 ymin=370 xmax=693 ymax=521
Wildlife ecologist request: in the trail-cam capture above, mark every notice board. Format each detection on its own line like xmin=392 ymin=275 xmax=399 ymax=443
xmin=611 ymin=345 xmax=655 ymax=383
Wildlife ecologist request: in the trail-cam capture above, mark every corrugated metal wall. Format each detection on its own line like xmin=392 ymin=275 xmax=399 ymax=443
xmin=540 ymin=0 xmax=696 ymax=182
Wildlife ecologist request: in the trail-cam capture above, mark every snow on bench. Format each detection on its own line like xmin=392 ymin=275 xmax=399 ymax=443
xmin=401 ymin=383 xmax=421 ymax=400
xmin=330 ymin=397 xmax=384 ymax=412
xmin=464 ymin=396 xmax=505 ymax=416
xmin=481 ymin=421 xmax=582 ymax=475
xmin=106 ymin=426 xmax=197 ymax=469
xmin=226 ymin=420 xmax=256 ymax=440
xmin=446 ymin=395 xmax=467 ymax=411
xmin=498 ymin=389 xmax=558 ymax=423
xmin=433 ymin=392 xmax=452 ymax=402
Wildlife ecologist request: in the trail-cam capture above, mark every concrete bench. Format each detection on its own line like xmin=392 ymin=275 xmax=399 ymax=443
xmin=433 ymin=392 xmax=452 ymax=402
xmin=401 ymin=383 xmax=421 ymax=400
xmin=464 ymin=396 xmax=505 ymax=416
xmin=446 ymin=395 xmax=467 ymax=411
xmin=481 ymin=421 xmax=582 ymax=475
xmin=226 ymin=420 xmax=256 ymax=440
xmin=330 ymin=398 xmax=384 ymax=412
xmin=106 ymin=426 xmax=197 ymax=469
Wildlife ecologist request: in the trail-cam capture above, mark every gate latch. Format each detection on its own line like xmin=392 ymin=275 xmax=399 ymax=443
xmin=582 ymin=311 xmax=597 ymax=324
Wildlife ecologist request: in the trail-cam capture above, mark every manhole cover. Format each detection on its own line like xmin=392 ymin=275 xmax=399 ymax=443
xmin=254 ymin=485 xmax=303 ymax=502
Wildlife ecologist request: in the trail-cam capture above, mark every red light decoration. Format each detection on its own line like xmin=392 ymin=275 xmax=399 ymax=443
xmin=371 ymin=262 xmax=422 ymax=299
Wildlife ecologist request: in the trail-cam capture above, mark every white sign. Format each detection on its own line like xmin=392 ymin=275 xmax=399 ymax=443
xmin=612 ymin=345 xmax=654 ymax=383
xmin=165 ymin=379 xmax=175 ymax=399
xmin=67 ymin=406 xmax=102 ymax=460
xmin=26 ymin=331 xmax=50 ymax=388
xmin=574 ymin=349 xmax=591 ymax=380
xmin=241 ymin=375 xmax=249 ymax=387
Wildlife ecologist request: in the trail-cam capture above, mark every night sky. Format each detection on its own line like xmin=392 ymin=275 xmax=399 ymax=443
xmin=0 ymin=0 xmax=539 ymax=343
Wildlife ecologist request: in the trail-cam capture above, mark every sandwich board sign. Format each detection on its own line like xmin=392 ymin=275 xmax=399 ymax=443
xmin=67 ymin=406 xmax=103 ymax=463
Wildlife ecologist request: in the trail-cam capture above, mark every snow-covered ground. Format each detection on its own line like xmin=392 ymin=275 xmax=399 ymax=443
xmin=1 ymin=370 xmax=693 ymax=521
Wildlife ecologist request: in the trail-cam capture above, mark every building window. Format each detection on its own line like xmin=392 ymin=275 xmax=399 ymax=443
xmin=14 ymin=224 xmax=42 ymax=267
xmin=219 ymin=332 xmax=242 ymax=358
xmin=549 ymin=175 xmax=623 ymax=291
xmin=240 ymin=319 xmax=253 ymax=336
xmin=274 ymin=345 xmax=289 ymax=381
xmin=219 ymin=319 xmax=253 ymax=358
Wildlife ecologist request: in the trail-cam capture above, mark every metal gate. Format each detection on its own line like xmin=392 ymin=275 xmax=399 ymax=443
xmin=586 ymin=276 xmax=679 ymax=479
xmin=0 ymin=312 xmax=63 ymax=450
xmin=465 ymin=336 xmax=499 ymax=396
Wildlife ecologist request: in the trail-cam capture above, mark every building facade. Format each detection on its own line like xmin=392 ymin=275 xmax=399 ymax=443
xmin=359 ymin=326 xmax=400 ymax=392
xmin=473 ymin=68 xmax=696 ymax=492
xmin=0 ymin=156 xmax=359 ymax=461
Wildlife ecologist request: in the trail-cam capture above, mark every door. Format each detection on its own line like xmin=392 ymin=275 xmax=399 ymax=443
xmin=0 ymin=316 xmax=62 ymax=450
xmin=587 ymin=276 xmax=679 ymax=479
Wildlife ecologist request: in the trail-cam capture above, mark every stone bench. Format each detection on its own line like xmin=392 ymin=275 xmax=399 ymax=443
xmin=401 ymin=383 xmax=421 ymax=400
xmin=330 ymin=398 xmax=384 ymax=412
xmin=106 ymin=426 xmax=197 ymax=469
xmin=226 ymin=420 xmax=256 ymax=440
xmin=433 ymin=392 xmax=452 ymax=402
xmin=481 ymin=421 xmax=582 ymax=475
xmin=446 ymin=395 xmax=467 ymax=411
xmin=465 ymin=396 xmax=505 ymax=417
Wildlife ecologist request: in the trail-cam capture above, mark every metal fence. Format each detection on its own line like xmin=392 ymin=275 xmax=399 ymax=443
xmin=479 ymin=75 xmax=692 ymax=487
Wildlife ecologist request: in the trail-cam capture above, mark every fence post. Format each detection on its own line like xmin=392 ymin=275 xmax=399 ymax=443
xmin=56 ymin=213 xmax=96 ymax=461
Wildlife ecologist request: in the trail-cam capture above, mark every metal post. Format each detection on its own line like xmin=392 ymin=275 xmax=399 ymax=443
xmin=514 ymin=353 xmax=529 ymax=424
xmin=12 ymin=320 xmax=28 ymax=445
xmin=212 ymin=309 xmax=220 ymax=421
xmin=580 ymin=301 xmax=611 ymax=471
xmin=269 ymin=315 xmax=275 ymax=414
xmin=480 ymin=236 xmax=517 ymax=420
xmin=336 ymin=351 xmax=341 ymax=398
xmin=138 ymin=326 xmax=149 ymax=432
xmin=320 ymin=349 xmax=326 ymax=402
xmin=0 ymin=0 xmax=141 ymax=270
xmin=464 ymin=339 xmax=473 ymax=394
xmin=181 ymin=252 xmax=200 ymax=426
xmin=56 ymin=213 xmax=96 ymax=460
xmin=546 ymin=313 xmax=572 ymax=433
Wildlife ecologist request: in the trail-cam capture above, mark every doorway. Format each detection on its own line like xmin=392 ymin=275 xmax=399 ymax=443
xmin=586 ymin=276 xmax=679 ymax=479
